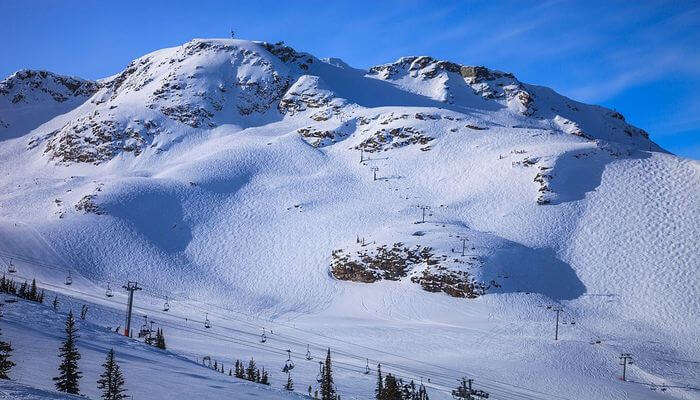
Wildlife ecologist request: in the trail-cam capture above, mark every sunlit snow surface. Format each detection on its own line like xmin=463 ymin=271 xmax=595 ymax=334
xmin=0 ymin=39 xmax=698 ymax=400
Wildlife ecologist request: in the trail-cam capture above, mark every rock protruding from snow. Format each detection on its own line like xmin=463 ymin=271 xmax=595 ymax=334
xmin=11 ymin=38 xmax=660 ymax=165
xmin=368 ymin=56 xmax=533 ymax=115
xmin=0 ymin=69 xmax=98 ymax=137
xmin=28 ymin=39 xmax=310 ymax=163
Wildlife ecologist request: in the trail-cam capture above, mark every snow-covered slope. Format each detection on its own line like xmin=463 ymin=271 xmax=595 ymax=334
xmin=0 ymin=38 xmax=697 ymax=400
xmin=0 ymin=70 xmax=97 ymax=140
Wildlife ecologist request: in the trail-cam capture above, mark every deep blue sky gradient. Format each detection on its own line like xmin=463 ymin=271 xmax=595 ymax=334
xmin=2 ymin=1 xmax=698 ymax=158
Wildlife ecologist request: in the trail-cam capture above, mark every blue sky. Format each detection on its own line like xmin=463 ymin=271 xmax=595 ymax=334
xmin=2 ymin=1 xmax=698 ymax=158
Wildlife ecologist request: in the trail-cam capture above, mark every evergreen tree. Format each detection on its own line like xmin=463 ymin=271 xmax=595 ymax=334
xmin=375 ymin=363 xmax=383 ymax=400
xmin=18 ymin=281 xmax=27 ymax=298
xmin=213 ymin=360 xmax=218 ymax=371
xmin=234 ymin=360 xmax=245 ymax=379
xmin=53 ymin=310 xmax=82 ymax=394
xmin=320 ymin=349 xmax=336 ymax=400
xmin=38 ymin=290 xmax=45 ymax=303
xmin=383 ymin=374 xmax=402 ymax=400
xmin=96 ymin=349 xmax=127 ymax=400
xmin=284 ymin=372 xmax=294 ymax=391
xmin=0 ymin=314 xmax=14 ymax=379
xmin=28 ymin=279 xmax=38 ymax=301
xmin=260 ymin=367 xmax=269 ymax=385
xmin=228 ymin=368 xmax=232 ymax=376
xmin=52 ymin=295 xmax=59 ymax=311
xmin=245 ymin=358 xmax=257 ymax=381
xmin=155 ymin=328 xmax=166 ymax=350
xmin=417 ymin=382 xmax=429 ymax=400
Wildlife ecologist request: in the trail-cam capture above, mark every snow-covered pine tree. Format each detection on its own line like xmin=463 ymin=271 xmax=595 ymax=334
xmin=245 ymin=358 xmax=257 ymax=381
xmin=260 ymin=367 xmax=269 ymax=385
xmin=375 ymin=363 xmax=383 ymax=400
xmin=155 ymin=328 xmax=166 ymax=349
xmin=228 ymin=368 xmax=232 ymax=376
xmin=18 ymin=281 xmax=27 ymax=298
xmin=417 ymin=382 xmax=429 ymax=400
xmin=284 ymin=372 xmax=294 ymax=391
xmin=38 ymin=290 xmax=45 ymax=303
xmin=320 ymin=348 xmax=336 ymax=400
xmin=0 ymin=313 xmax=15 ymax=379
xmin=213 ymin=360 xmax=218 ymax=371
xmin=53 ymin=310 xmax=82 ymax=394
xmin=234 ymin=359 xmax=245 ymax=379
xmin=382 ymin=373 xmax=401 ymax=400
xmin=96 ymin=348 xmax=127 ymax=400
xmin=52 ymin=295 xmax=59 ymax=311
xmin=29 ymin=279 xmax=38 ymax=301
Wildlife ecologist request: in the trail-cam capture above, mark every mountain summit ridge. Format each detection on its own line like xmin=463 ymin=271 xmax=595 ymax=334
xmin=1 ymin=38 xmax=657 ymax=165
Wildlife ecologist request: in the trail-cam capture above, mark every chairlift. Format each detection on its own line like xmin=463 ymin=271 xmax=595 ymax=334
xmin=163 ymin=297 xmax=170 ymax=312
xmin=305 ymin=344 xmax=313 ymax=360
xmin=7 ymin=259 xmax=16 ymax=274
xmin=204 ymin=313 xmax=211 ymax=329
xmin=260 ymin=328 xmax=267 ymax=343
xmin=282 ymin=349 xmax=295 ymax=372
xmin=65 ymin=271 xmax=73 ymax=286
xmin=105 ymin=282 xmax=114 ymax=298
xmin=363 ymin=358 xmax=370 ymax=375
xmin=138 ymin=316 xmax=151 ymax=338
xmin=316 ymin=361 xmax=324 ymax=383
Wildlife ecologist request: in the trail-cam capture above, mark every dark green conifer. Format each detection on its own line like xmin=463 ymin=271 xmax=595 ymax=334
xmin=53 ymin=310 xmax=82 ymax=394
xmin=96 ymin=348 xmax=127 ymax=400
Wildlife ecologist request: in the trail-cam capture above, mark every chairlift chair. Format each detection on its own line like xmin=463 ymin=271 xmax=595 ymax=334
xmin=316 ymin=361 xmax=324 ymax=383
xmin=260 ymin=328 xmax=267 ymax=343
xmin=65 ymin=272 xmax=73 ymax=286
xmin=305 ymin=344 xmax=312 ymax=360
xmin=105 ymin=282 xmax=114 ymax=298
xmin=282 ymin=349 xmax=295 ymax=372
xmin=163 ymin=297 xmax=170 ymax=312
xmin=364 ymin=358 xmax=370 ymax=375
xmin=204 ymin=313 xmax=212 ymax=329
xmin=138 ymin=316 xmax=151 ymax=338
xmin=7 ymin=259 xmax=16 ymax=274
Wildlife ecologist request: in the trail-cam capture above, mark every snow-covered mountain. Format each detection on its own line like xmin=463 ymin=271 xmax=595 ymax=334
xmin=0 ymin=39 xmax=697 ymax=400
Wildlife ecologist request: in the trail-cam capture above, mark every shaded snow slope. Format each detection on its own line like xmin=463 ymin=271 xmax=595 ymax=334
xmin=0 ymin=70 xmax=97 ymax=140
xmin=0 ymin=38 xmax=697 ymax=400
xmin=1 ymin=297 xmax=308 ymax=399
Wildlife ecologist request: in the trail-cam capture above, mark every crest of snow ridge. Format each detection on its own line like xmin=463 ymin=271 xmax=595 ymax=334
xmin=27 ymin=39 xmax=315 ymax=164
xmin=15 ymin=40 xmax=654 ymax=164
xmin=0 ymin=69 xmax=98 ymax=131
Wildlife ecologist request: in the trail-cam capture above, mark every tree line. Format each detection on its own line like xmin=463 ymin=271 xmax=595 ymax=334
xmin=1 ymin=275 xmax=44 ymax=303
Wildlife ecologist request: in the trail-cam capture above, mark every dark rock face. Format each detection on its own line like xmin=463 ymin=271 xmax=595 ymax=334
xmin=0 ymin=69 xmax=99 ymax=102
xmin=331 ymin=242 xmax=490 ymax=298
xmin=459 ymin=65 xmax=514 ymax=82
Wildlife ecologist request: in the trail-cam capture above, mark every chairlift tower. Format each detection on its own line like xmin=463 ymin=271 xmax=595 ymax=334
xmin=122 ymin=281 xmax=142 ymax=337
xmin=371 ymin=166 xmax=379 ymax=181
xmin=417 ymin=205 xmax=430 ymax=223
xmin=551 ymin=306 xmax=563 ymax=340
xmin=619 ymin=353 xmax=633 ymax=381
